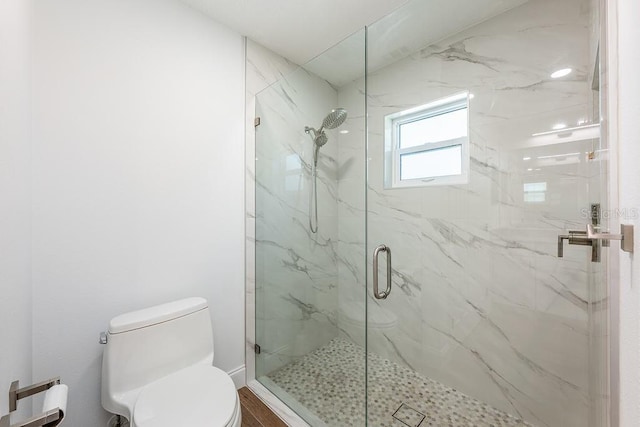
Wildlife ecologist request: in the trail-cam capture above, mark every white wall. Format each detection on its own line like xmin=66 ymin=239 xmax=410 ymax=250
xmin=0 ymin=0 xmax=33 ymax=420
xmin=616 ymin=0 xmax=640 ymax=425
xmin=31 ymin=1 xmax=245 ymax=425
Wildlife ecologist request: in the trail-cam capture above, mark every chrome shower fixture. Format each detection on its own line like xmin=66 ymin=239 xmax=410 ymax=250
xmin=305 ymin=108 xmax=348 ymax=164
xmin=305 ymin=108 xmax=348 ymax=234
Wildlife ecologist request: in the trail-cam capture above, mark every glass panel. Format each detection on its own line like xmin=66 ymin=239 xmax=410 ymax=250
xmin=254 ymin=28 xmax=366 ymax=426
xmin=366 ymin=2 xmax=607 ymax=427
xmin=399 ymin=108 xmax=467 ymax=148
xmin=400 ymin=145 xmax=462 ymax=180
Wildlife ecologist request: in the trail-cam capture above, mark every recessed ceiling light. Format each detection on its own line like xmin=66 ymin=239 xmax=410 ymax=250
xmin=523 ymin=157 xmax=531 ymax=161
xmin=551 ymin=68 xmax=572 ymax=79
xmin=527 ymin=168 xmax=533 ymax=171
xmin=339 ymin=130 xmax=349 ymax=134
xmin=553 ymin=123 xmax=567 ymax=130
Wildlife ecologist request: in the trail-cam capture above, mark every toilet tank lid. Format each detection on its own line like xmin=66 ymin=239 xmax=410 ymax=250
xmin=109 ymin=297 xmax=208 ymax=334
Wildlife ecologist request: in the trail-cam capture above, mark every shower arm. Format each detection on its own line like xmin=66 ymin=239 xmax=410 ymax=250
xmin=304 ymin=126 xmax=317 ymax=138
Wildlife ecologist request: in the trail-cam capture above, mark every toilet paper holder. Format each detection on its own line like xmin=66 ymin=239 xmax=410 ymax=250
xmin=0 ymin=377 xmax=64 ymax=427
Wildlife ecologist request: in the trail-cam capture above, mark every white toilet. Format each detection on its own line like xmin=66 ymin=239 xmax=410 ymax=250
xmin=101 ymin=297 xmax=241 ymax=427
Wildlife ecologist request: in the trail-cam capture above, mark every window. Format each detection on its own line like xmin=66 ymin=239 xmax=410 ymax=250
xmin=384 ymin=92 xmax=470 ymax=188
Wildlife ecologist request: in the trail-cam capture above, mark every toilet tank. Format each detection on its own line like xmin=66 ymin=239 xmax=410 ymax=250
xmin=101 ymin=297 xmax=214 ymax=415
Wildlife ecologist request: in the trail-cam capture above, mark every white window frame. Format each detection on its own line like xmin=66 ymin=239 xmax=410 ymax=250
xmin=383 ymin=92 xmax=470 ymax=189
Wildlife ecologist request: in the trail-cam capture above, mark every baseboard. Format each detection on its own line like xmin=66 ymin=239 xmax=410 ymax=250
xmin=228 ymin=365 xmax=246 ymax=389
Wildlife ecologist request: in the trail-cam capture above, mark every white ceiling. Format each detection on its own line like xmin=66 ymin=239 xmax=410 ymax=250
xmin=178 ymin=0 xmax=409 ymax=65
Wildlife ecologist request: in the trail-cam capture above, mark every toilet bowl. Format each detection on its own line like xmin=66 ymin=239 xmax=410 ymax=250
xmin=132 ymin=365 xmax=240 ymax=427
xmin=101 ymin=297 xmax=241 ymax=427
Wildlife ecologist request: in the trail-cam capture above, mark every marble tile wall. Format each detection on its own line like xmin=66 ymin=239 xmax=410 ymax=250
xmin=336 ymin=0 xmax=601 ymax=426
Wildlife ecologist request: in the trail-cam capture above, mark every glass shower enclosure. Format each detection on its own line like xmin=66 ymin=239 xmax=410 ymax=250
xmin=253 ymin=0 xmax=610 ymax=425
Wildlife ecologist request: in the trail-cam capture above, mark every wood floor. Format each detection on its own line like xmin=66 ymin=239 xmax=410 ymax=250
xmin=239 ymin=387 xmax=288 ymax=427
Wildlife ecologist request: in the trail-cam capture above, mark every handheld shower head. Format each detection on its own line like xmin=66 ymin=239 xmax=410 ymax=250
xmin=305 ymin=107 xmax=348 ymax=166
xmin=314 ymin=132 xmax=328 ymax=147
xmin=304 ymin=126 xmax=328 ymax=147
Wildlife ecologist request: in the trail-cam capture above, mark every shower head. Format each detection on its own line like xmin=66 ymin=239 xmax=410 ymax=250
xmin=320 ymin=108 xmax=348 ymax=131
xmin=314 ymin=132 xmax=328 ymax=147
xmin=305 ymin=108 xmax=348 ymax=165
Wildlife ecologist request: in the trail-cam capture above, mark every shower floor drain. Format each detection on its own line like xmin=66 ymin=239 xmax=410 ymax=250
xmin=392 ymin=403 xmax=426 ymax=427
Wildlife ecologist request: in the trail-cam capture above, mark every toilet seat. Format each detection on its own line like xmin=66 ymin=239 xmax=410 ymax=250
xmin=133 ymin=364 xmax=239 ymax=427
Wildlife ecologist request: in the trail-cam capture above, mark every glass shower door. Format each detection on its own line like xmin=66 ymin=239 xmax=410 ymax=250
xmin=253 ymin=30 xmax=368 ymax=426
xmin=365 ymin=0 xmax=609 ymax=426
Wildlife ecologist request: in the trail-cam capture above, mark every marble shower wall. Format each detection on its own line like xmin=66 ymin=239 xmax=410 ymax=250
xmin=337 ymin=0 xmax=600 ymax=426
xmin=252 ymin=43 xmax=342 ymax=376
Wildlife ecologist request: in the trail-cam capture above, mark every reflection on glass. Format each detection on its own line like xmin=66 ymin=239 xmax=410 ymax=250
xmin=523 ymin=181 xmax=547 ymax=203
xmin=285 ymin=154 xmax=301 ymax=171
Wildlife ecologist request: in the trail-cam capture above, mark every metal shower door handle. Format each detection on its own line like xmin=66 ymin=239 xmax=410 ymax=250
xmin=373 ymin=244 xmax=392 ymax=299
xmin=587 ymin=224 xmax=634 ymax=253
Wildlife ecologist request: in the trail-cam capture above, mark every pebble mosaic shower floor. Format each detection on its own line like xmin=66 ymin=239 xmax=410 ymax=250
xmin=265 ymin=338 xmax=532 ymax=427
